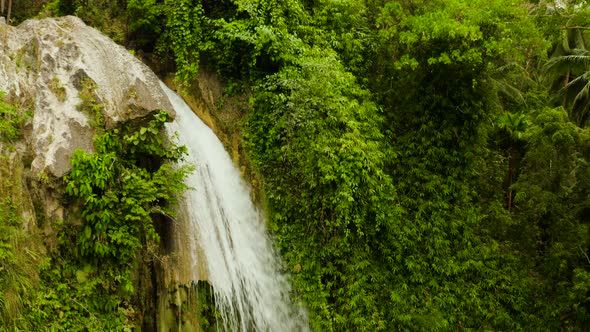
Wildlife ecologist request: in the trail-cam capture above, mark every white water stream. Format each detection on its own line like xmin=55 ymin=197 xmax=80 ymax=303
xmin=162 ymin=83 xmax=307 ymax=331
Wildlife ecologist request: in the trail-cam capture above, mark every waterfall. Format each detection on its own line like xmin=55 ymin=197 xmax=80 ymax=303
xmin=161 ymin=83 xmax=308 ymax=331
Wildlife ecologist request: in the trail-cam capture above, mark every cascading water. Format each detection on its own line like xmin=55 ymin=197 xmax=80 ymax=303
xmin=161 ymin=83 xmax=308 ymax=331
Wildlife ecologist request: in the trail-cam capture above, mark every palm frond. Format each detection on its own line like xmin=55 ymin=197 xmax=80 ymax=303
xmin=572 ymin=76 xmax=590 ymax=107
xmin=492 ymin=62 xmax=535 ymax=84
xmin=496 ymin=112 xmax=529 ymax=141
xmin=565 ymin=72 xmax=590 ymax=90
xmin=493 ymin=63 xmax=526 ymax=74
xmin=494 ymin=78 xmax=526 ymax=104
xmin=570 ymin=74 xmax=590 ymax=126
xmin=578 ymin=99 xmax=590 ymax=126
xmin=554 ymin=74 xmax=587 ymax=108
xmin=571 ymin=48 xmax=590 ymax=56
xmin=489 ymin=62 xmax=534 ymax=106
xmin=545 ymin=54 xmax=590 ymax=75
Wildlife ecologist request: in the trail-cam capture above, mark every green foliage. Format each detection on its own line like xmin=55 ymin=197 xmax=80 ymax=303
xmin=0 ymin=229 xmax=38 ymax=331
xmin=48 ymin=76 xmax=67 ymax=102
xmin=128 ymin=0 xmax=210 ymax=82
xmin=64 ymin=111 xmax=190 ymax=263
xmin=8 ymin=0 xmax=51 ymax=24
xmin=18 ymin=110 xmax=192 ymax=330
xmin=246 ymin=47 xmax=397 ymax=330
xmin=545 ymin=49 xmax=590 ymax=126
xmin=162 ymin=0 xmax=206 ymax=81
xmin=0 ymin=99 xmax=39 ymax=331
xmin=195 ymin=281 xmax=221 ymax=331
xmin=304 ymin=0 xmax=371 ymax=74
xmin=395 ymin=0 xmax=542 ymax=68
xmin=363 ymin=1 xmax=552 ymax=328
xmin=538 ymin=3 xmax=590 ymax=127
xmin=26 ymin=0 xmax=590 ymax=329
xmin=126 ymin=0 xmax=163 ymax=39
xmin=0 ymin=172 xmax=39 ymax=330
xmin=24 ymin=255 xmax=134 ymax=332
xmin=127 ymin=0 xmax=212 ymax=82
xmin=76 ymin=78 xmax=105 ymax=129
xmin=497 ymin=112 xmax=530 ymax=142
xmin=180 ymin=0 xmax=308 ymax=81
xmin=0 ymin=93 xmax=28 ymax=142
xmin=510 ymin=107 xmax=590 ymax=328
xmin=53 ymin=0 xmax=128 ymax=43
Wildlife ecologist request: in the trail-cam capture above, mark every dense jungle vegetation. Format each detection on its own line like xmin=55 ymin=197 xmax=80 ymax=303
xmin=4 ymin=0 xmax=590 ymax=330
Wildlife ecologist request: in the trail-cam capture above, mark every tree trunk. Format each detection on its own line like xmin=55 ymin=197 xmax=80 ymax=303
xmin=6 ymin=0 xmax=10 ymax=22
xmin=564 ymin=70 xmax=570 ymax=106
xmin=507 ymin=146 xmax=514 ymax=211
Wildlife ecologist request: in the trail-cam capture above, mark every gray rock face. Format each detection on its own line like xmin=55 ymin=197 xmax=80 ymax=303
xmin=0 ymin=16 xmax=173 ymax=177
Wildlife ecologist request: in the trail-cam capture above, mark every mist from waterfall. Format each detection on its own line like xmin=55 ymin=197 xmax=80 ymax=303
xmin=162 ymin=83 xmax=308 ymax=331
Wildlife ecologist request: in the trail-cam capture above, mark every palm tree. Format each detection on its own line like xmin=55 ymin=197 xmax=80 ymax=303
xmin=1 ymin=0 xmax=12 ymax=23
xmin=545 ymin=41 xmax=590 ymax=126
xmin=497 ymin=112 xmax=529 ymax=211
xmin=489 ymin=63 xmax=532 ymax=107
xmin=544 ymin=5 xmax=590 ymax=127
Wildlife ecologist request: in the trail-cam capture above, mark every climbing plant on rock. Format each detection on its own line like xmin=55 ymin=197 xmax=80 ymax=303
xmin=65 ymin=111 xmax=190 ymax=264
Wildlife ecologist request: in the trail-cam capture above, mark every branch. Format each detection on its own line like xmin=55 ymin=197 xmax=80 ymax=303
xmin=579 ymin=246 xmax=590 ymax=266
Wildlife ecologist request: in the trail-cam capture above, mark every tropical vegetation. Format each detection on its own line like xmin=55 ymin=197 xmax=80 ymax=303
xmin=4 ymin=0 xmax=590 ymax=330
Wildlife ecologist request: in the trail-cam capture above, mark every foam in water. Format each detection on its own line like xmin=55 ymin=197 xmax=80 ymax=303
xmin=162 ymin=83 xmax=308 ymax=331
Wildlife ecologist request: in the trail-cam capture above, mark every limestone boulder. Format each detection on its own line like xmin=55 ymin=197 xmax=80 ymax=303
xmin=0 ymin=16 xmax=173 ymax=177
